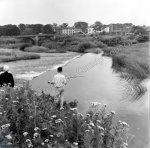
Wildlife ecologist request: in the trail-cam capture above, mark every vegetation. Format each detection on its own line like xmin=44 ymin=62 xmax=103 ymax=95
xmin=0 ymin=84 xmax=132 ymax=148
xmin=0 ymin=49 xmax=40 ymax=62
xmin=111 ymin=42 xmax=150 ymax=80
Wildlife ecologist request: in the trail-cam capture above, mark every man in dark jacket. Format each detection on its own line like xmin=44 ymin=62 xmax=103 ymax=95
xmin=0 ymin=65 xmax=14 ymax=87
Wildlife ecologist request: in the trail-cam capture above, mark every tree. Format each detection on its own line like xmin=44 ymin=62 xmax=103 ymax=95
xmin=130 ymin=26 xmax=146 ymax=35
xmin=43 ymin=24 xmax=55 ymax=34
xmin=21 ymin=28 xmax=33 ymax=35
xmin=1 ymin=25 xmax=20 ymax=36
xmin=74 ymin=22 xmax=88 ymax=33
xmin=27 ymin=24 xmax=43 ymax=34
xmin=62 ymin=23 xmax=68 ymax=28
xmin=18 ymin=23 xmax=26 ymax=32
xmin=93 ymin=21 xmax=103 ymax=31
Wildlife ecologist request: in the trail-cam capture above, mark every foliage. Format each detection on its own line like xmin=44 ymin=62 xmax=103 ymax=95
xmin=24 ymin=46 xmax=56 ymax=53
xmin=136 ymin=35 xmax=149 ymax=43
xmin=130 ymin=26 xmax=146 ymax=35
xmin=20 ymin=43 xmax=32 ymax=51
xmin=0 ymin=25 xmax=20 ymax=36
xmin=0 ymin=84 xmax=133 ymax=148
xmin=43 ymin=24 xmax=55 ymax=34
xmin=74 ymin=22 xmax=88 ymax=33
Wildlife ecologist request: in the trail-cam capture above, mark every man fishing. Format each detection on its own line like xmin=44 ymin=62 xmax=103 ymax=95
xmin=48 ymin=67 xmax=67 ymax=109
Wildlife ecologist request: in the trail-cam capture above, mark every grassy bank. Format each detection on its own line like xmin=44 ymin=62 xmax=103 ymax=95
xmin=0 ymin=48 xmax=40 ymax=62
xmin=110 ymin=42 xmax=150 ymax=80
xmin=0 ymin=84 xmax=132 ymax=148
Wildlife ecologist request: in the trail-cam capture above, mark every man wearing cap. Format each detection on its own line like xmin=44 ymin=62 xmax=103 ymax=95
xmin=0 ymin=65 xmax=14 ymax=87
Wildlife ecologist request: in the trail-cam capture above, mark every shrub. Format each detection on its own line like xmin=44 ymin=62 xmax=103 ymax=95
xmin=0 ymin=84 xmax=133 ymax=148
xmin=136 ymin=35 xmax=149 ymax=43
xmin=24 ymin=46 xmax=51 ymax=53
xmin=94 ymin=40 xmax=108 ymax=48
xmin=20 ymin=43 xmax=32 ymax=51
xmin=78 ymin=42 xmax=91 ymax=53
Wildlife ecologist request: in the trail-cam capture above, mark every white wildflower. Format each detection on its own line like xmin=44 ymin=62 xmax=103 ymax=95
xmin=91 ymin=102 xmax=100 ymax=107
xmin=50 ymin=135 xmax=53 ymax=137
xmin=89 ymin=122 xmax=94 ymax=127
xmin=5 ymin=134 xmax=12 ymax=140
xmin=33 ymin=133 xmax=39 ymax=138
xmin=85 ymin=130 xmax=90 ymax=132
xmin=7 ymin=142 xmax=12 ymax=145
xmin=41 ymin=142 xmax=44 ymax=145
xmin=73 ymin=142 xmax=78 ymax=146
xmin=51 ymin=115 xmax=57 ymax=118
xmin=12 ymin=101 xmax=19 ymax=103
xmin=34 ymin=127 xmax=39 ymax=131
xmin=86 ymin=113 xmax=90 ymax=117
xmin=111 ymin=110 xmax=116 ymax=115
xmin=5 ymin=98 xmax=9 ymax=100
xmin=23 ymin=132 xmax=28 ymax=137
xmin=97 ymin=125 xmax=104 ymax=131
xmin=78 ymin=113 xmax=84 ymax=118
xmin=122 ymin=122 xmax=129 ymax=127
xmin=45 ymin=139 xmax=49 ymax=142
xmin=43 ymin=128 xmax=47 ymax=130
xmin=70 ymin=108 xmax=78 ymax=111
xmin=0 ymin=112 xmax=2 ymax=115
xmin=96 ymin=120 xmax=101 ymax=123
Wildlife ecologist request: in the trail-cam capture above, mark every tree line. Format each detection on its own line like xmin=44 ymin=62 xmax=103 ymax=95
xmin=0 ymin=21 xmax=146 ymax=36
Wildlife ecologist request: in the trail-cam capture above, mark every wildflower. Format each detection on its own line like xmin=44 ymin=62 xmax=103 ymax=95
xmin=70 ymin=108 xmax=78 ymax=111
xmin=64 ymin=117 xmax=67 ymax=118
xmin=12 ymin=101 xmax=19 ymax=103
xmin=45 ymin=139 xmax=49 ymax=142
xmin=89 ymin=122 xmax=94 ymax=127
xmin=34 ymin=127 xmax=40 ymax=131
xmin=96 ymin=120 xmax=101 ymax=124
xmin=86 ymin=113 xmax=90 ymax=117
xmin=26 ymin=139 xmax=31 ymax=143
xmin=122 ymin=122 xmax=129 ymax=127
xmin=101 ymin=133 xmax=104 ymax=136
xmin=33 ymin=133 xmax=39 ymax=138
xmin=0 ymin=112 xmax=2 ymax=115
xmin=1 ymin=123 xmax=10 ymax=129
xmin=29 ymin=116 xmax=33 ymax=119
xmin=85 ymin=130 xmax=90 ymax=132
xmin=91 ymin=102 xmax=101 ymax=107
xmin=78 ymin=113 xmax=84 ymax=118
xmin=103 ymin=104 xmax=107 ymax=107
xmin=43 ymin=128 xmax=47 ymax=130
xmin=97 ymin=125 xmax=104 ymax=131
xmin=41 ymin=142 xmax=44 ymax=145
xmin=5 ymin=98 xmax=9 ymax=100
xmin=73 ymin=142 xmax=78 ymax=146
xmin=7 ymin=142 xmax=12 ymax=145
xmin=50 ymin=135 xmax=53 ymax=137
xmin=5 ymin=134 xmax=12 ymax=140
xmin=66 ymin=139 xmax=68 ymax=141
xmin=51 ymin=115 xmax=57 ymax=118
xmin=110 ymin=110 xmax=116 ymax=115
xmin=23 ymin=132 xmax=28 ymax=137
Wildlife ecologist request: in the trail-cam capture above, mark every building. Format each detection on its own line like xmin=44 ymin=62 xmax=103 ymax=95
xmin=62 ymin=27 xmax=82 ymax=35
xmin=109 ymin=24 xmax=132 ymax=35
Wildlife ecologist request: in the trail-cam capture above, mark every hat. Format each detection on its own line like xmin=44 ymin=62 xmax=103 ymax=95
xmin=3 ymin=65 xmax=9 ymax=71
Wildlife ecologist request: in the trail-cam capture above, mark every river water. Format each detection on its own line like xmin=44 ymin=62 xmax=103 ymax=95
xmin=0 ymin=51 xmax=149 ymax=148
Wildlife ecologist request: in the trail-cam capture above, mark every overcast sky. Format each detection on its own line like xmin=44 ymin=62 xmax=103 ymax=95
xmin=0 ymin=0 xmax=149 ymax=26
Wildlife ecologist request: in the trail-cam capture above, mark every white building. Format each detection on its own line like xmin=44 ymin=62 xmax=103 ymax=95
xmin=62 ymin=27 xmax=82 ymax=35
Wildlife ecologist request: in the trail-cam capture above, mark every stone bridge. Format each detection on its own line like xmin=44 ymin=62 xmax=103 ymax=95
xmin=4 ymin=34 xmax=56 ymax=45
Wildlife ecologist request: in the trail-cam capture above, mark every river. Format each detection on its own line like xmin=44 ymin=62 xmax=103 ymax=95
xmin=0 ymin=51 xmax=149 ymax=148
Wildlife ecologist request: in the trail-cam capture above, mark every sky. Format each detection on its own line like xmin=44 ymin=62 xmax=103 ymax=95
xmin=0 ymin=0 xmax=149 ymax=26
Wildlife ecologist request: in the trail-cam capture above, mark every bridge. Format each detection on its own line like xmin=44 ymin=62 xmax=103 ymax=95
xmin=3 ymin=34 xmax=56 ymax=45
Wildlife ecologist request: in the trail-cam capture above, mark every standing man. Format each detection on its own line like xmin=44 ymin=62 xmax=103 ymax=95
xmin=0 ymin=65 xmax=14 ymax=87
xmin=48 ymin=67 xmax=67 ymax=109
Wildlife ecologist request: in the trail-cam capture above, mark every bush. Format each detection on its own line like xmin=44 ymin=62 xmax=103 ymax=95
xmin=94 ymin=40 xmax=108 ymax=48
xmin=20 ymin=43 xmax=32 ymax=51
xmin=24 ymin=46 xmax=51 ymax=53
xmin=78 ymin=42 xmax=91 ymax=53
xmin=0 ymin=84 xmax=132 ymax=148
xmin=136 ymin=35 xmax=149 ymax=43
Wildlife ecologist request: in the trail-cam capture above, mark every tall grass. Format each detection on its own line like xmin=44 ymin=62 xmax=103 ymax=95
xmin=112 ymin=42 xmax=150 ymax=80
xmin=0 ymin=49 xmax=40 ymax=62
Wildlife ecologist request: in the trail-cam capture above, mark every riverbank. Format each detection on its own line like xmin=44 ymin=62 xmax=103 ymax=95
xmin=30 ymin=52 xmax=149 ymax=148
xmin=102 ymin=41 xmax=150 ymax=81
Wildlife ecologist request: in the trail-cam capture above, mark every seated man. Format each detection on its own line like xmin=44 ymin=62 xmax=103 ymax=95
xmin=0 ymin=65 xmax=14 ymax=87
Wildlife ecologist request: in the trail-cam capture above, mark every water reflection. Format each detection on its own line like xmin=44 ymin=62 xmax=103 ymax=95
xmin=116 ymin=72 xmax=147 ymax=101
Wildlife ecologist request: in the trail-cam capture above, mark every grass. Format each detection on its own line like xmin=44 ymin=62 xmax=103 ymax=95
xmin=0 ymin=48 xmax=40 ymax=62
xmin=111 ymin=42 xmax=150 ymax=80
